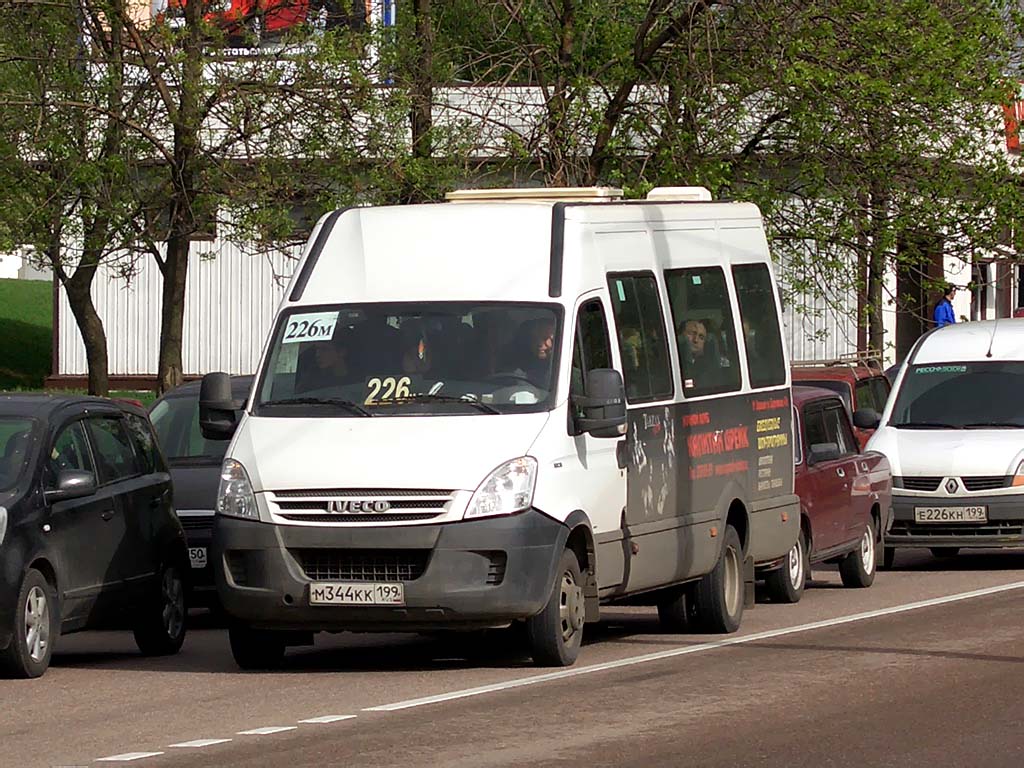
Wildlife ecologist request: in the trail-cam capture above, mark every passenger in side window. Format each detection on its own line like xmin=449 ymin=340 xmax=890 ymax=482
xmin=679 ymin=319 xmax=721 ymax=387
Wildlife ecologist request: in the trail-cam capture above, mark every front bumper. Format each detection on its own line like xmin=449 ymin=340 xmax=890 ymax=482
xmin=213 ymin=509 xmax=567 ymax=631
xmin=887 ymin=493 xmax=1024 ymax=548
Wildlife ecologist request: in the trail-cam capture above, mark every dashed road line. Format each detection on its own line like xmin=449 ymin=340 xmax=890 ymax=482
xmin=364 ymin=580 xmax=1024 ymax=712
xmin=298 ymin=715 xmax=358 ymax=724
xmin=237 ymin=726 xmax=299 ymax=736
xmin=168 ymin=739 xmax=233 ymax=748
xmin=95 ymin=753 xmax=165 ymax=762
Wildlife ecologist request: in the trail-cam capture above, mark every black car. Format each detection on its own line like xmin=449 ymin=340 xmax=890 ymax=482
xmin=148 ymin=376 xmax=252 ymax=608
xmin=0 ymin=394 xmax=189 ymax=678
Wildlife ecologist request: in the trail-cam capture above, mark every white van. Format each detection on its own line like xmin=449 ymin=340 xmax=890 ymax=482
xmin=199 ymin=186 xmax=800 ymax=668
xmin=866 ymin=319 xmax=1024 ymax=566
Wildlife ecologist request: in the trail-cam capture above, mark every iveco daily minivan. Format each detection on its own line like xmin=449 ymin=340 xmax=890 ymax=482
xmin=866 ymin=319 xmax=1024 ymax=567
xmin=200 ymin=186 xmax=800 ymax=668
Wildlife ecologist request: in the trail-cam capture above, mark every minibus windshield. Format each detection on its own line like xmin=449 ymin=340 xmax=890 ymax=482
xmin=254 ymin=302 xmax=563 ymax=416
xmin=888 ymin=362 xmax=1024 ymax=429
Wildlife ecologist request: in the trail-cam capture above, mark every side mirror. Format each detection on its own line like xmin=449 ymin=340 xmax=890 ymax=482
xmin=573 ymin=368 xmax=627 ymax=439
xmin=45 ymin=469 xmax=97 ymax=503
xmin=809 ymin=442 xmax=841 ymax=464
xmin=199 ymin=372 xmax=243 ymax=441
xmin=852 ymin=408 xmax=881 ymax=430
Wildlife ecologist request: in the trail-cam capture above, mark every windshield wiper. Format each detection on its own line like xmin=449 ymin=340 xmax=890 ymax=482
xmin=963 ymin=421 xmax=1023 ymax=429
xmin=394 ymin=393 xmax=501 ymax=415
xmin=891 ymin=421 xmax=962 ymax=429
xmin=259 ymin=397 xmax=373 ymax=417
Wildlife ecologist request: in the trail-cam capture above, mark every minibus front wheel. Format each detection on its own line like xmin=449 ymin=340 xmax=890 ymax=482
xmin=526 ymin=548 xmax=585 ymax=667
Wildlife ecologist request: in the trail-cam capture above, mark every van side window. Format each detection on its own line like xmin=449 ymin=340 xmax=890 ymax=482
xmin=607 ymin=273 xmax=673 ymax=403
xmin=664 ymin=267 xmax=742 ymax=396
xmin=870 ymin=376 xmax=890 ymax=411
xmin=732 ymin=264 xmax=786 ymax=388
xmin=854 ymin=380 xmax=876 ymax=412
xmin=570 ymin=300 xmax=613 ymax=398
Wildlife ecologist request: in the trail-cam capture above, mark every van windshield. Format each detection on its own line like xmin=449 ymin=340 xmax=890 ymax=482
xmin=254 ymin=303 xmax=562 ymax=416
xmin=889 ymin=362 xmax=1024 ymax=429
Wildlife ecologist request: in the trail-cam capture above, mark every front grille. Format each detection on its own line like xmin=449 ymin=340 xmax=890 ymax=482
xmin=178 ymin=517 xmax=213 ymax=533
xmin=278 ymin=513 xmax=442 ymax=523
xmin=276 ymin=499 xmax=448 ymax=512
xmin=273 ymin=488 xmax=453 ymax=498
xmin=898 ymin=477 xmax=943 ymax=492
xmin=961 ymin=476 xmax=1008 ymax=492
xmin=889 ymin=520 xmax=1024 ymax=538
xmin=293 ymin=549 xmax=430 ymax=582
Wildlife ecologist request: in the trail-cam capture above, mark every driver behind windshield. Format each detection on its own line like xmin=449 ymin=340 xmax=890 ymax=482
xmin=505 ymin=318 xmax=556 ymax=388
xmin=296 ymin=329 xmax=352 ymax=393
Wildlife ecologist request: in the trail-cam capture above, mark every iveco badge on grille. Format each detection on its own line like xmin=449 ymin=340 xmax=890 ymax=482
xmin=327 ymin=499 xmax=391 ymax=514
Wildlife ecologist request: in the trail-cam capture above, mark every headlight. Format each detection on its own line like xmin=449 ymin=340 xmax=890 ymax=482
xmin=0 ymin=506 xmax=7 ymax=546
xmin=1013 ymin=460 xmax=1024 ymax=487
xmin=464 ymin=457 xmax=538 ymax=520
xmin=217 ymin=459 xmax=259 ymax=520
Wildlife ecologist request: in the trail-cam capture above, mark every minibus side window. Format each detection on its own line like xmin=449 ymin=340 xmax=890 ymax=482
xmin=732 ymin=263 xmax=787 ymax=388
xmin=570 ymin=300 xmax=613 ymax=402
xmin=664 ymin=267 xmax=742 ymax=396
xmin=607 ymin=273 xmax=673 ymax=403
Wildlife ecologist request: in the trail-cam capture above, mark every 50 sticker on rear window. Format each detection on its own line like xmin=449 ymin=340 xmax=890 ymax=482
xmin=282 ymin=312 xmax=339 ymax=344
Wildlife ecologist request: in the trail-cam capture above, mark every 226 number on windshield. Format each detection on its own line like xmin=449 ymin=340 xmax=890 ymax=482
xmin=365 ymin=376 xmax=412 ymax=405
xmin=282 ymin=311 xmax=339 ymax=344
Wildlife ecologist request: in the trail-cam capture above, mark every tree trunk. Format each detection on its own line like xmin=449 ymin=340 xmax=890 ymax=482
xmin=157 ymin=234 xmax=190 ymax=393
xmin=866 ymin=186 xmax=890 ymax=353
xmin=63 ymin=275 xmax=110 ymax=396
xmin=410 ymin=0 xmax=433 ymax=164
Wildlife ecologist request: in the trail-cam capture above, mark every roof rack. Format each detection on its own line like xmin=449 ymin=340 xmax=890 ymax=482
xmin=445 ymin=187 xmax=624 ymax=203
xmin=791 ymin=350 xmax=884 ymax=372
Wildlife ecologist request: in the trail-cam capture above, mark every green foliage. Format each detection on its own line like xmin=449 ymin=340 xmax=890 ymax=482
xmin=0 ymin=279 xmax=51 ymax=390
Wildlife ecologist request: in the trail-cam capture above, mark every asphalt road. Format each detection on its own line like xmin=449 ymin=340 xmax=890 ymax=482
xmin=4 ymin=549 xmax=1024 ymax=768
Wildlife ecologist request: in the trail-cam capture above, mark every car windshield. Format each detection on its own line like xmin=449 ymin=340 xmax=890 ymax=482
xmin=795 ymin=379 xmax=851 ymax=411
xmin=254 ymin=302 xmax=563 ymax=416
xmin=0 ymin=417 xmax=36 ymax=491
xmin=150 ymin=394 xmax=233 ymax=462
xmin=889 ymin=362 xmax=1024 ymax=428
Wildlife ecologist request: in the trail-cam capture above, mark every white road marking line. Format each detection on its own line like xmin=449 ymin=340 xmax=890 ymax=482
xmin=237 ymin=726 xmax=298 ymax=736
xmin=298 ymin=715 xmax=358 ymax=724
xmin=95 ymin=753 xmax=165 ymax=762
xmin=365 ymin=580 xmax=1024 ymax=712
xmin=168 ymin=739 xmax=233 ymax=748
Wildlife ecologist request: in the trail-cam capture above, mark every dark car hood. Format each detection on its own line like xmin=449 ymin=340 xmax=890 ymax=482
xmin=168 ymin=461 xmax=222 ymax=513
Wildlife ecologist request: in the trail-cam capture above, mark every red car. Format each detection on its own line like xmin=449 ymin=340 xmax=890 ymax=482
xmin=156 ymin=0 xmax=366 ymax=43
xmin=760 ymin=386 xmax=892 ymax=603
xmin=791 ymin=356 xmax=891 ymax=450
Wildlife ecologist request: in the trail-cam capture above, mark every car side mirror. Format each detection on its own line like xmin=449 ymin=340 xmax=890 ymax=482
xmin=199 ymin=372 xmax=243 ymax=440
xmin=573 ymin=368 xmax=628 ymax=439
xmin=852 ymin=408 xmax=881 ymax=430
xmin=45 ymin=469 xmax=97 ymax=503
xmin=809 ymin=442 xmax=841 ymax=464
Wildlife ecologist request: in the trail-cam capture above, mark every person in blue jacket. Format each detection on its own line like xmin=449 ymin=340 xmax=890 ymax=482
xmin=933 ymin=285 xmax=957 ymax=327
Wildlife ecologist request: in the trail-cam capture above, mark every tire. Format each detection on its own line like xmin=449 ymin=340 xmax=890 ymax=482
xmin=526 ymin=548 xmax=585 ymax=667
xmin=229 ymin=623 xmax=287 ymax=670
xmin=134 ymin=562 xmax=187 ymax=656
xmin=880 ymin=546 xmax=896 ymax=571
xmin=840 ymin=521 xmax=877 ymax=588
xmin=691 ymin=524 xmax=744 ymax=633
xmin=765 ymin=530 xmax=808 ymax=604
xmin=656 ymin=587 xmax=689 ymax=633
xmin=0 ymin=569 xmax=57 ymax=679
xmin=930 ymin=547 xmax=960 ymax=558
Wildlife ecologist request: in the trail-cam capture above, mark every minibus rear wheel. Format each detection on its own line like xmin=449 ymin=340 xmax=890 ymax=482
xmin=526 ymin=548 xmax=584 ymax=667
xmin=691 ymin=524 xmax=744 ymax=634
